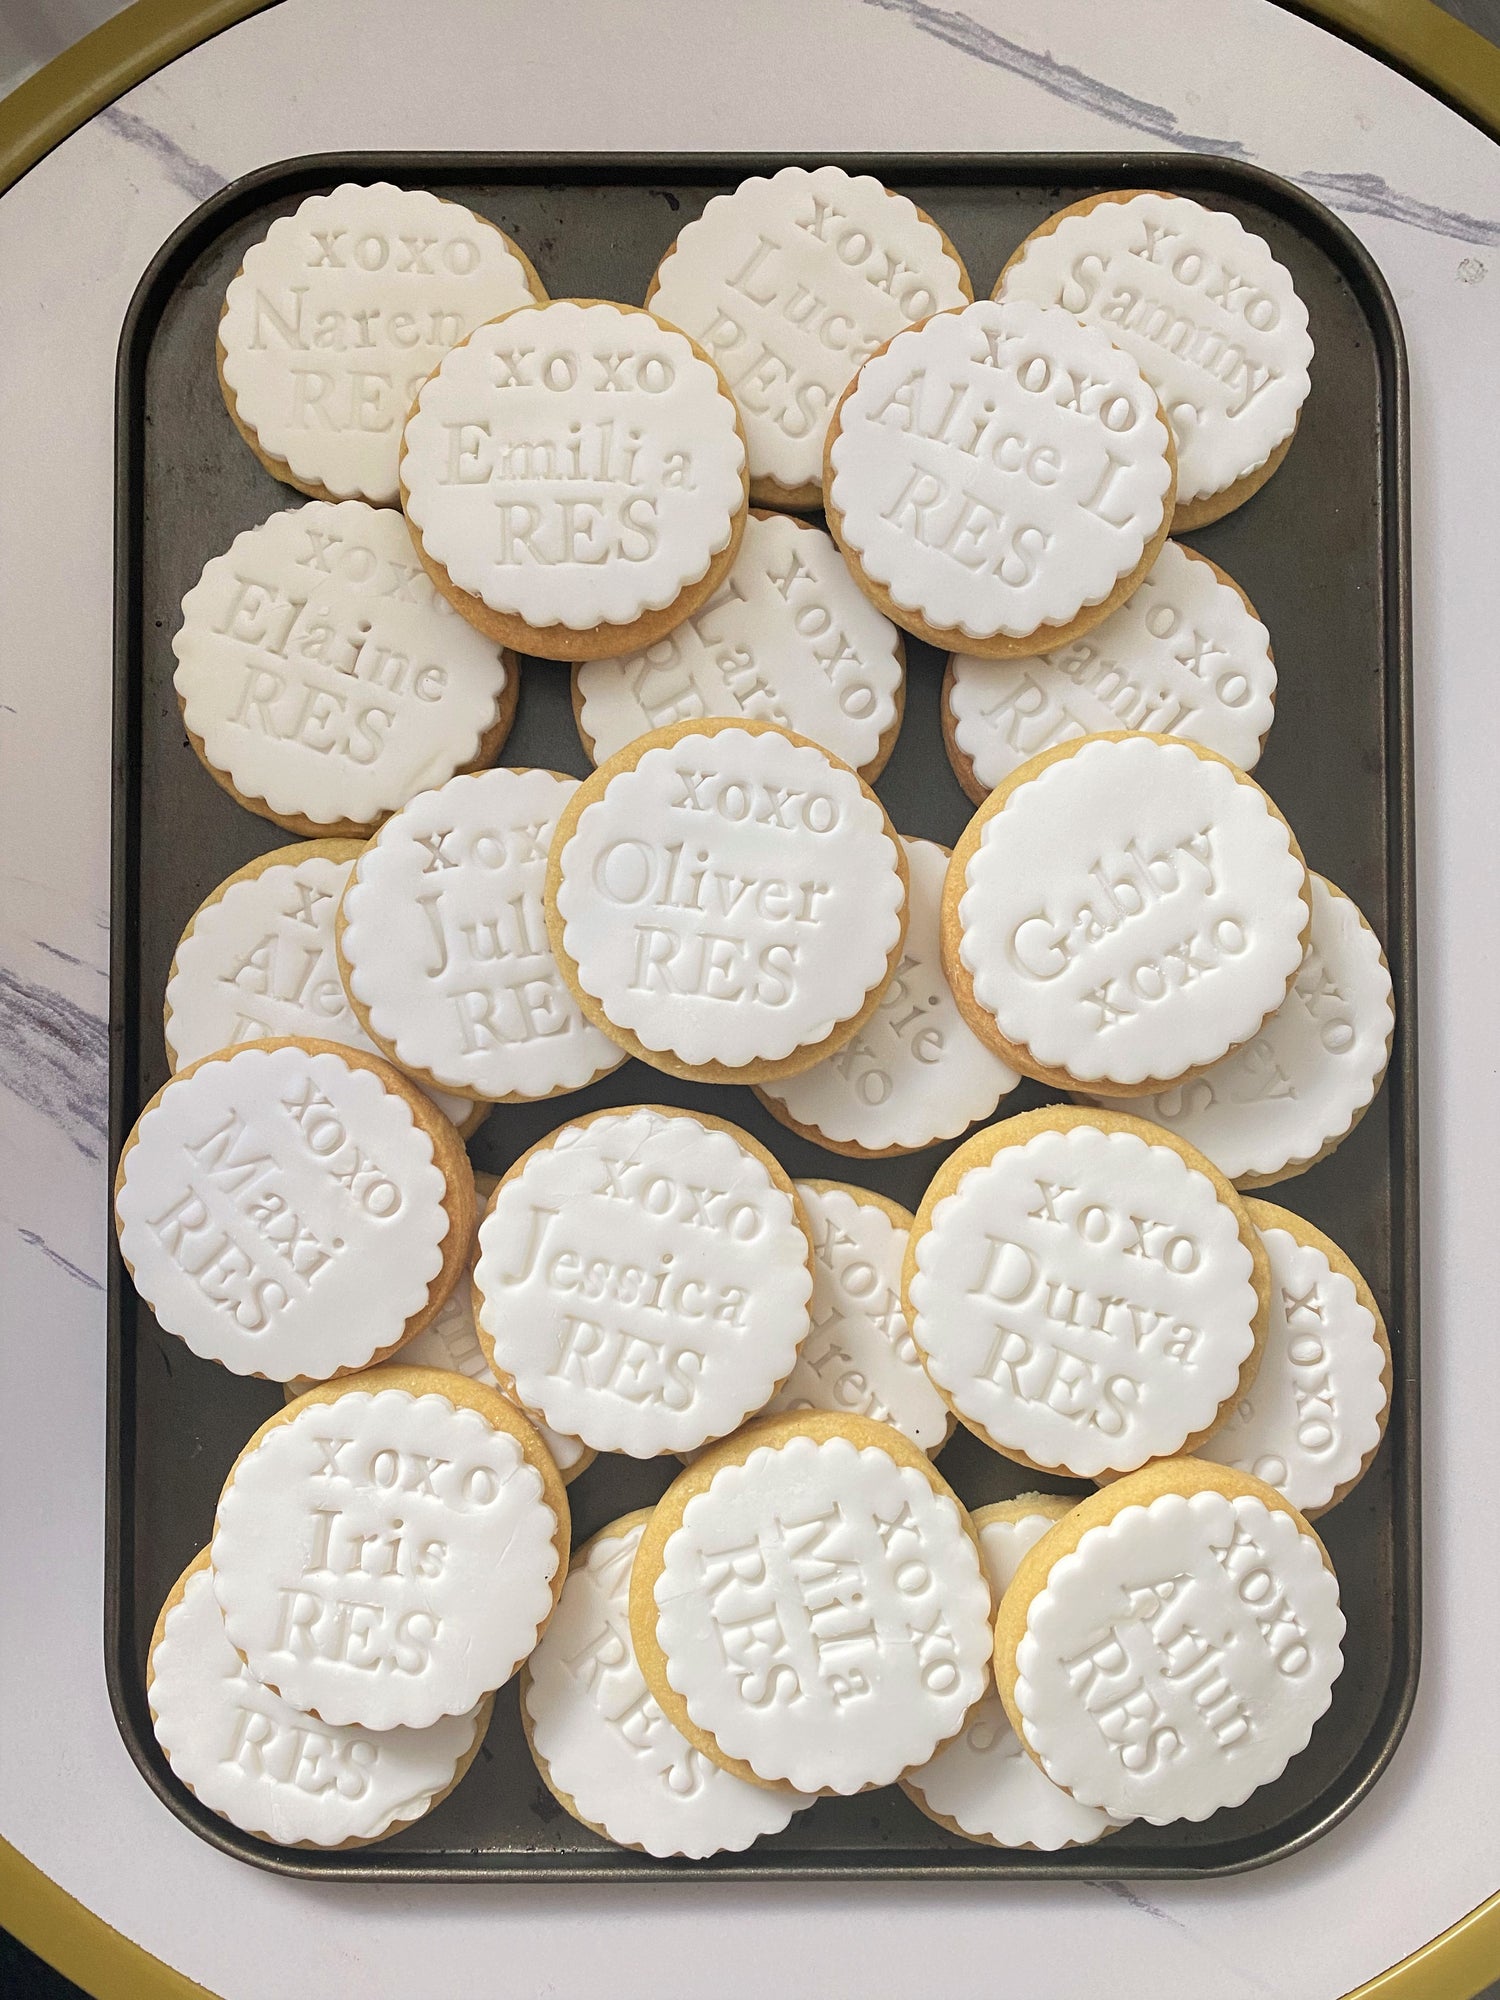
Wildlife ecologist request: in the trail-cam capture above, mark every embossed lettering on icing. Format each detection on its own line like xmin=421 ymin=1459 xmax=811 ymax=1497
xmin=908 ymin=1118 xmax=1258 ymax=1478
xmin=115 ymin=1044 xmax=449 ymax=1381
xmin=399 ymin=301 xmax=745 ymax=633
xmin=828 ymin=299 xmax=1172 ymax=643
xmin=553 ymin=725 xmax=904 ymax=1071
xmin=173 ymin=501 xmax=511 ymax=830
xmin=472 ymin=1108 xmax=810 ymax=1456
xmin=212 ymin=1386 xmax=561 ymax=1730
xmin=956 ymin=735 xmax=1307 ymax=1089
xmin=1014 ymin=1487 xmax=1343 ymax=1823
xmin=651 ymin=1433 xmax=991 ymax=1793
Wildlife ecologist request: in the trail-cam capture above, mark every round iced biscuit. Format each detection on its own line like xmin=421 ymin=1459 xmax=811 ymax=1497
xmin=172 ymin=500 xmax=518 ymax=838
xmin=547 ymin=717 xmax=907 ymax=1083
xmin=903 ymin=1105 xmax=1269 ymax=1480
xmin=217 ymin=182 xmax=545 ymax=507
xmin=824 ymin=297 xmax=1175 ymax=657
xmin=756 ymin=836 xmax=1019 ymax=1155
xmin=1195 ymin=1202 xmax=1390 ymax=1517
xmin=336 ymin=768 xmax=625 ymax=1103
xmin=996 ymin=191 xmax=1313 ymax=529
xmin=163 ymin=841 xmax=487 ymax=1138
xmin=630 ymin=1412 xmax=993 ymax=1795
xmin=283 ymin=1173 xmax=593 ymax=1481
xmin=901 ymin=1497 xmax=1116 ymax=1849
xmin=759 ymin=1182 xmax=950 ymax=1453
xmin=1081 ymin=874 xmax=1393 ymax=1186
xmin=943 ymin=732 xmax=1311 ymax=1094
xmin=944 ymin=540 xmax=1276 ymax=803
xmin=473 ymin=1104 xmax=813 ymax=1457
xmin=148 ymin=1551 xmax=493 ymax=1849
xmin=114 ymin=1038 xmax=473 ymax=1382
xmin=994 ymin=1460 xmax=1343 ymax=1826
xmin=211 ymin=1365 xmax=569 ymax=1729
xmin=645 ymin=164 xmax=971 ymax=508
xmin=399 ymin=299 xmax=748 ymax=659
xmin=573 ymin=510 xmax=907 ymax=778
xmin=522 ymin=1511 xmax=814 ymax=1857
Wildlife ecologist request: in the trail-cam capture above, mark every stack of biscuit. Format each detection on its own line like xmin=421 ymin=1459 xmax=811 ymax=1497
xmin=120 ymin=168 xmax=1396 ymax=1858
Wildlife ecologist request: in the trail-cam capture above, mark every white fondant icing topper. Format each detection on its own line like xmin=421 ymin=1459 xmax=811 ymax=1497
xmin=649 ymin=164 xmax=969 ymax=494
xmin=115 ymin=1043 xmax=451 ymax=1381
xmin=338 ymin=768 xmax=624 ymax=1102
xmin=212 ymin=1384 xmax=563 ymax=1729
xmin=172 ymin=500 xmax=512 ymax=831
xmin=907 ymin=1117 xmax=1260 ymax=1478
xmin=472 ymin=1107 xmax=812 ymax=1457
xmin=1084 ymin=874 xmax=1393 ymax=1183
xmin=998 ymin=192 xmax=1313 ymax=510
xmin=903 ymin=1506 xmax=1115 ymax=1848
xmin=763 ymin=1184 xmax=948 ymax=1452
xmin=575 ymin=511 xmax=905 ymax=773
xmin=759 ymin=837 xmax=1018 ymax=1151
xmin=947 ymin=540 xmax=1276 ymax=795
xmin=400 ymin=300 xmax=746 ymax=634
xmin=149 ymin=1559 xmax=489 ymax=1847
xmin=953 ymin=734 xmax=1308 ymax=1088
xmin=219 ymin=182 xmax=542 ymax=505
xmin=553 ymin=722 xmax=906 ymax=1072
xmin=164 ymin=843 xmax=476 ymax=1132
xmin=1013 ymin=1488 xmax=1343 ymax=1824
xmin=827 ymin=298 xmax=1173 ymax=643
xmin=652 ymin=1431 xmax=991 ymax=1794
xmin=523 ymin=1516 xmax=813 ymax=1857
xmin=1197 ymin=1210 xmax=1388 ymax=1514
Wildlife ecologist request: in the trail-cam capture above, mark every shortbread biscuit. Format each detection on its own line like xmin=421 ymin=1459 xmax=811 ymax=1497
xmin=284 ymin=1172 xmax=592 ymax=1481
xmin=400 ymin=299 xmax=748 ymax=659
xmin=646 ymin=164 xmax=971 ymax=509
xmin=904 ymin=1105 xmax=1269 ymax=1480
xmin=546 ymin=717 xmax=907 ymax=1084
xmin=148 ymin=1551 xmax=493 ymax=1849
xmin=942 ymin=732 xmax=1311 ymax=1095
xmin=211 ymin=1364 xmax=569 ymax=1730
xmin=944 ymin=540 xmax=1276 ymax=803
xmin=1196 ymin=1201 xmax=1391 ymax=1516
xmin=573 ymin=510 xmax=907 ymax=778
xmin=629 ymin=1412 xmax=992 ymax=1795
xmin=761 ymin=1182 xmax=950 ymax=1452
xmin=756 ymin=836 xmax=1018 ymax=1155
xmin=996 ymin=191 xmax=1313 ymax=529
xmin=217 ymin=181 xmax=545 ymax=506
xmin=164 ymin=841 xmax=488 ymax=1138
xmin=901 ymin=1497 xmax=1117 ymax=1849
xmin=1082 ymin=874 xmax=1393 ymax=1186
xmin=172 ymin=501 xmax=517 ymax=838
xmin=824 ymin=298 xmax=1175 ymax=657
xmin=336 ymin=767 xmax=625 ymax=1104
xmin=522 ymin=1511 xmax=814 ymax=1857
xmin=471 ymin=1105 xmax=813 ymax=1458
xmin=114 ymin=1038 xmax=473 ymax=1382
xmin=993 ymin=1459 xmax=1343 ymax=1825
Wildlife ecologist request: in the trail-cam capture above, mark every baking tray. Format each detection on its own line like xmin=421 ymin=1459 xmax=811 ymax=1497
xmin=109 ymin=151 xmax=1416 ymax=1880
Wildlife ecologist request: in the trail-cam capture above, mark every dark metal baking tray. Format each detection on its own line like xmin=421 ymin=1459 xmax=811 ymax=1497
xmin=109 ymin=151 xmax=1416 ymax=1881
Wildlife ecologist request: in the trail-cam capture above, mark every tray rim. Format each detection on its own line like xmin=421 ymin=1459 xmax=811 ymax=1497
xmin=108 ymin=145 xmax=1418 ymax=1885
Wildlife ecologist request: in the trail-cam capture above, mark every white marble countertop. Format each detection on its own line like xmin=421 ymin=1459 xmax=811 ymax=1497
xmin=2 ymin=2 xmax=1498 ymax=1995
